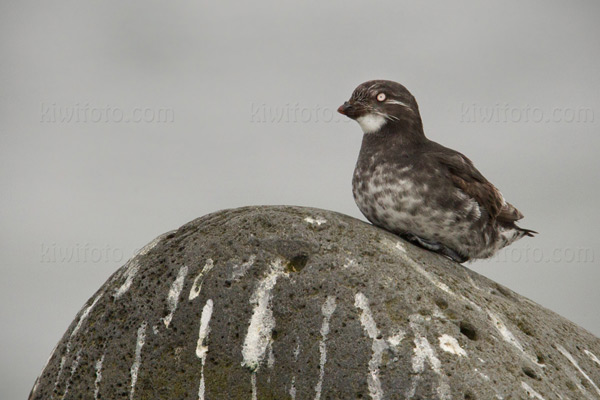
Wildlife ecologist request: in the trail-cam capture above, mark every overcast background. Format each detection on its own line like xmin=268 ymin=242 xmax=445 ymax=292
xmin=2 ymin=1 xmax=599 ymax=398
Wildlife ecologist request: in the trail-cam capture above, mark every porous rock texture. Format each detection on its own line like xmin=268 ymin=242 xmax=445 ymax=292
xmin=30 ymin=206 xmax=600 ymax=400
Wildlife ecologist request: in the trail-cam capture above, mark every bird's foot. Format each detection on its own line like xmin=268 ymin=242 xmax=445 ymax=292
xmin=400 ymin=233 xmax=469 ymax=263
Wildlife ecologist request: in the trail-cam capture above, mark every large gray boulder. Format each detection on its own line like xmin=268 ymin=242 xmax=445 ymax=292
xmin=30 ymin=206 xmax=600 ymax=399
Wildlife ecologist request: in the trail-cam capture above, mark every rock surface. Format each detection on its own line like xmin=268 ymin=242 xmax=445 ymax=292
xmin=30 ymin=206 xmax=600 ymax=400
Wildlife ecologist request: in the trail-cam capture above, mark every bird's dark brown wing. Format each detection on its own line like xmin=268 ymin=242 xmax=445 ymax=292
xmin=431 ymin=151 xmax=523 ymax=222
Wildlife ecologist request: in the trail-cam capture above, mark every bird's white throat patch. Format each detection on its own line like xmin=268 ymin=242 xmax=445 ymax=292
xmin=357 ymin=113 xmax=387 ymax=134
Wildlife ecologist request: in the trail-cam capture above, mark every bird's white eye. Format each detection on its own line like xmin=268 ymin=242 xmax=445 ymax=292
xmin=376 ymin=93 xmax=386 ymax=102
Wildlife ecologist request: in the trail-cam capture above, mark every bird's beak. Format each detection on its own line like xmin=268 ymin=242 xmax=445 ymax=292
xmin=337 ymin=101 xmax=354 ymax=117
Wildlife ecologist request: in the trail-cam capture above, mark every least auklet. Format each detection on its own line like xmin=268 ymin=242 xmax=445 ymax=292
xmin=338 ymin=80 xmax=536 ymax=262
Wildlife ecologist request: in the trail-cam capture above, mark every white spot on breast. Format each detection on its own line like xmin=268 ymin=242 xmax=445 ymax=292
xmin=304 ymin=216 xmax=327 ymax=226
xmin=354 ymin=292 xmax=387 ymax=400
xmin=130 ymin=321 xmax=147 ymax=400
xmin=314 ymin=296 xmax=337 ymax=400
xmin=438 ymin=334 xmax=467 ymax=356
xmin=357 ymin=113 xmax=387 ymax=134
xmin=189 ymin=259 xmax=214 ymax=300
xmin=197 ymin=299 xmax=214 ymax=400
xmin=163 ymin=265 xmax=188 ymax=328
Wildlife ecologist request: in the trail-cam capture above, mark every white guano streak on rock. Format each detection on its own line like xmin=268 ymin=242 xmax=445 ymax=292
xmin=487 ymin=311 xmax=524 ymax=352
xmin=71 ymin=292 xmax=103 ymax=338
xmin=230 ymin=255 xmax=257 ymax=281
xmin=387 ymin=331 xmax=405 ymax=348
xmin=114 ymin=232 xmax=170 ymax=300
xmin=114 ymin=259 xmax=140 ymax=300
xmin=196 ymin=299 xmax=214 ymax=400
xmin=290 ymin=340 xmax=301 ymax=400
xmin=294 ymin=340 xmax=301 ymax=360
xmin=407 ymin=316 xmax=451 ymax=400
xmin=163 ymin=265 xmax=189 ymax=328
xmin=54 ymin=355 xmax=66 ymax=391
xmin=354 ymin=292 xmax=387 ymax=400
xmin=267 ymin=341 xmax=275 ymax=369
xmin=521 ymin=381 xmax=546 ymax=399
xmin=130 ymin=321 xmax=147 ymax=400
xmin=61 ymin=349 xmax=82 ymax=399
xmin=94 ymin=354 xmax=105 ymax=400
xmin=561 ymin=365 xmax=594 ymax=400
xmin=251 ymin=373 xmax=258 ymax=400
xmin=138 ymin=231 xmax=172 ymax=256
xmin=47 ymin=292 xmax=103 ymax=396
xmin=304 ymin=216 xmax=327 ymax=226
xmin=394 ymin=241 xmax=543 ymax=369
xmin=196 ymin=299 xmax=214 ymax=359
xmin=289 ymin=376 xmax=297 ymax=400
xmin=488 ymin=311 xmax=543 ymax=368
xmin=438 ymin=334 xmax=467 ymax=357
xmin=189 ymin=259 xmax=214 ymax=301
xmin=486 ymin=310 xmax=543 ymax=368
xmin=461 ymin=266 xmax=542 ymax=368
xmin=31 ymin=342 xmax=60 ymax=397
xmin=52 ymin=342 xmax=71 ymax=396
xmin=393 ymin=242 xmax=482 ymax=312
xmin=557 ymin=344 xmax=600 ymax=396
xmin=584 ymin=349 xmax=600 ymax=367
xmin=242 ymin=259 xmax=287 ymax=372
xmin=314 ymin=296 xmax=337 ymax=400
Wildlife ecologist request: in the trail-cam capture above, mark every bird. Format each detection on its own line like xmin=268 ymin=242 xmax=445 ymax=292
xmin=338 ymin=80 xmax=536 ymax=263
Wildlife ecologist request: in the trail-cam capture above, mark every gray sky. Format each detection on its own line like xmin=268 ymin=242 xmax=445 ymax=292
xmin=1 ymin=1 xmax=599 ymax=398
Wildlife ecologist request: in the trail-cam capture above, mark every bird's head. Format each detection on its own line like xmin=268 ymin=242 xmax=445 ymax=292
xmin=338 ymin=80 xmax=423 ymax=135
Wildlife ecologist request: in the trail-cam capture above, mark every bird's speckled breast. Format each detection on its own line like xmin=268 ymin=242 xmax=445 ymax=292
xmin=352 ymin=157 xmax=482 ymax=248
